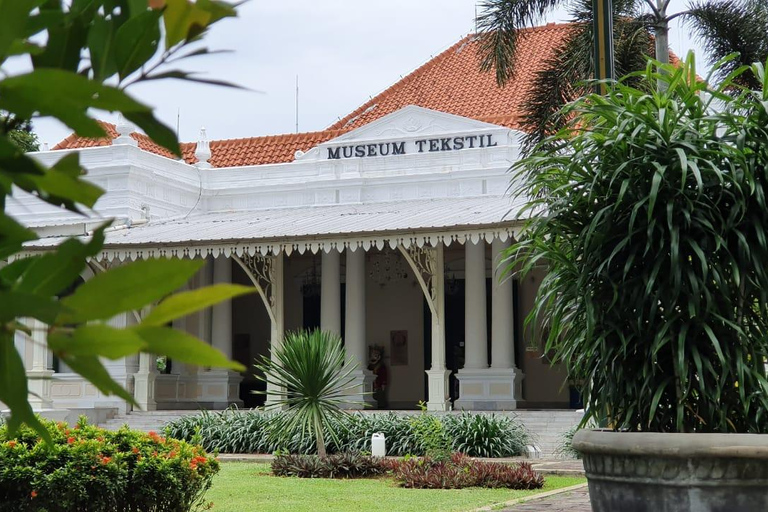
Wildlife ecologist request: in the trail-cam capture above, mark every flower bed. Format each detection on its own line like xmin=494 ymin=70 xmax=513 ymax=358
xmin=0 ymin=417 xmax=218 ymax=512
xmin=269 ymin=451 xmax=544 ymax=490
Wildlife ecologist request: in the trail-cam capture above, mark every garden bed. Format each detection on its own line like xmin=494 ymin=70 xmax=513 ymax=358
xmin=165 ymin=410 xmax=531 ymax=457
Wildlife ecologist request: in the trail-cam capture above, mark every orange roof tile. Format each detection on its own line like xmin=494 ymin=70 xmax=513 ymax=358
xmin=53 ymin=122 xmax=347 ymax=168
xmin=328 ymin=24 xmax=573 ymax=132
xmin=53 ymin=23 xmax=573 ymax=167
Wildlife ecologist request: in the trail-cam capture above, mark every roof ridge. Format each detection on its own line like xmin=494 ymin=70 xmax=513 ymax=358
xmin=328 ymin=33 xmax=475 ymax=131
xmin=327 ymin=22 xmax=574 ymax=132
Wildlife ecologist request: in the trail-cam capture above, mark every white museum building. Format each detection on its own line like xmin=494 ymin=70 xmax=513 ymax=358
xmin=9 ymin=25 xmax=576 ymax=418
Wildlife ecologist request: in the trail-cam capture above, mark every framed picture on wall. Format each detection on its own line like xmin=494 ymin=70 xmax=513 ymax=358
xmin=390 ymin=330 xmax=408 ymax=366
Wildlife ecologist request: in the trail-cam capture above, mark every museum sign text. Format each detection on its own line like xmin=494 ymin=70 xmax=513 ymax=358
xmin=327 ymin=133 xmax=498 ymax=160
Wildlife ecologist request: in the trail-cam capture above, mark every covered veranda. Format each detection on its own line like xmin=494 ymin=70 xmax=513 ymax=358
xmin=25 ymin=195 xmax=550 ymax=412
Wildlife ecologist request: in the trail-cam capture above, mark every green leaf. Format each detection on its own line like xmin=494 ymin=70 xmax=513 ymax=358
xmin=13 ymin=153 xmax=103 ymax=211
xmin=0 ymin=69 xmax=174 ymax=145
xmin=32 ymin=1 xmax=96 ymax=72
xmin=59 ymin=258 xmax=205 ymax=323
xmin=0 ymin=0 xmax=37 ymax=64
xmin=17 ymin=225 xmax=106 ymax=297
xmin=142 ymin=283 xmax=253 ymax=327
xmin=114 ymin=9 xmax=162 ymax=80
xmin=48 ymin=324 xmax=147 ymax=360
xmin=0 ymin=333 xmax=52 ymax=442
xmin=0 ymin=214 xmax=37 ymax=260
xmin=132 ymin=325 xmax=245 ymax=371
xmin=123 ymin=110 xmax=181 ymax=157
xmin=87 ymin=15 xmax=117 ymax=81
xmin=163 ymin=0 xmax=212 ymax=48
xmin=60 ymin=354 xmax=137 ymax=405
xmin=0 ymin=292 xmax=61 ymax=324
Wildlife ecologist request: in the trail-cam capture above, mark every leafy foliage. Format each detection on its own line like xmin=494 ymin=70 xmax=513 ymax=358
xmin=388 ymin=453 xmax=544 ymax=490
xmin=477 ymin=0 xmax=768 ymax=149
xmin=271 ymin=452 xmax=387 ymax=479
xmin=2 ymin=116 xmax=38 ymax=153
xmin=0 ymin=1 xmax=250 ymax=440
xmin=507 ymin=54 xmax=768 ymax=433
xmin=442 ymin=412 xmax=529 ymax=458
xmin=0 ymin=416 xmax=218 ymax=512
xmin=254 ymin=329 xmax=364 ymax=457
xmin=164 ymin=409 xmax=532 ymax=458
xmin=687 ymin=0 xmax=768 ymax=89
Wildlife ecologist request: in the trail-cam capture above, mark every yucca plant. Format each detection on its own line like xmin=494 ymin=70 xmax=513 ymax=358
xmin=254 ymin=329 xmax=364 ymax=457
xmin=508 ymin=53 xmax=768 ymax=433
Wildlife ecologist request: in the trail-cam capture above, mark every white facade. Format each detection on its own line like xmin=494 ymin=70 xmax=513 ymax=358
xmin=10 ymin=106 xmax=571 ymax=415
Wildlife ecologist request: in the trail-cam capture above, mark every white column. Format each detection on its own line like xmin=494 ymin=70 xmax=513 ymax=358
xmin=134 ymin=306 xmax=158 ymax=411
xmin=344 ymin=248 xmax=376 ymax=407
xmin=212 ymin=255 xmax=233 ymax=359
xmin=321 ymin=250 xmax=341 ymax=336
xmin=491 ymin=237 xmax=524 ymax=403
xmin=492 ymin=238 xmax=515 ymax=369
xmin=265 ymin=253 xmax=285 ymax=407
xmin=134 ymin=352 xmax=158 ymax=411
xmin=425 ymin=243 xmax=450 ymax=411
xmin=204 ymin=255 xmax=243 ymax=409
xmin=102 ymin=313 xmax=138 ymax=414
xmin=463 ymin=240 xmax=488 ymax=369
xmin=455 ymin=237 xmax=522 ymax=410
xmin=27 ymin=319 xmax=54 ymax=410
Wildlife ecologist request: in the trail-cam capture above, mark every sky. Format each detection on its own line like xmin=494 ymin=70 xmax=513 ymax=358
xmin=27 ymin=0 xmax=707 ymax=148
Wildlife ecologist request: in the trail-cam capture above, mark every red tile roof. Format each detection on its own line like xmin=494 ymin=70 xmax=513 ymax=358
xmin=53 ymin=24 xmax=572 ymax=167
xmin=329 ymin=24 xmax=572 ymax=132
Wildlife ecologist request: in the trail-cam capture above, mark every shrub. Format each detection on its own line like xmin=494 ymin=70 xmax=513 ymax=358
xmin=389 ymin=453 xmax=544 ymax=490
xmin=271 ymin=452 xmax=387 ymax=479
xmin=509 ymin=55 xmax=768 ymax=433
xmin=165 ymin=410 xmax=531 ymax=457
xmin=555 ymin=425 xmax=582 ymax=459
xmin=0 ymin=417 xmax=218 ymax=512
xmin=409 ymin=410 xmax=451 ymax=461
xmin=443 ymin=413 xmax=529 ymax=458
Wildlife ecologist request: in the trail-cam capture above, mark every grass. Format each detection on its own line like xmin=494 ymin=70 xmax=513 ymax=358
xmin=205 ymin=463 xmax=586 ymax=512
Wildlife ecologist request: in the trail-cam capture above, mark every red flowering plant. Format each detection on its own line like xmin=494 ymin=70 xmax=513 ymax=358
xmin=0 ymin=416 xmax=218 ymax=512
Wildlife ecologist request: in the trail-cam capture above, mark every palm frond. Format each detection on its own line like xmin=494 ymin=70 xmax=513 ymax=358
xmin=476 ymin=0 xmax=565 ymax=86
xmin=685 ymin=0 xmax=768 ymax=89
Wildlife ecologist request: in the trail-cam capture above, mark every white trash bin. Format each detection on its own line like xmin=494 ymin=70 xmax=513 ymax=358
xmin=371 ymin=432 xmax=386 ymax=457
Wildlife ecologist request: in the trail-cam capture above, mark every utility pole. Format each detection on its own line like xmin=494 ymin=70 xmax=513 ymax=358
xmin=592 ymin=0 xmax=614 ymax=93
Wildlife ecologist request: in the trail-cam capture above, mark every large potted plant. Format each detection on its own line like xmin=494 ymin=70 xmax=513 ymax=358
xmin=508 ymin=54 xmax=768 ymax=512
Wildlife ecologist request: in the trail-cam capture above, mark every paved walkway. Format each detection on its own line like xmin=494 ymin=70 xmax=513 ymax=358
xmin=499 ymin=487 xmax=591 ymax=512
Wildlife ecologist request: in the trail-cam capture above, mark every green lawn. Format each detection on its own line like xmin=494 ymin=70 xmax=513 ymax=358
xmin=205 ymin=463 xmax=585 ymax=512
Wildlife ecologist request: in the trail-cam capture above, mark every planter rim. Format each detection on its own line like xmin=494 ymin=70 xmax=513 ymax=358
xmin=572 ymin=429 xmax=768 ymax=459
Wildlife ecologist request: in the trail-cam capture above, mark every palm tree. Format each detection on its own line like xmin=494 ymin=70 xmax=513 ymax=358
xmin=254 ymin=329 xmax=365 ymax=457
xmin=477 ymin=0 xmax=768 ymax=148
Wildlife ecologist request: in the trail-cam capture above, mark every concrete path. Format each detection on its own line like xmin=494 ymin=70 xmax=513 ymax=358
xmin=498 ymin=487 xmax=591 ymax=511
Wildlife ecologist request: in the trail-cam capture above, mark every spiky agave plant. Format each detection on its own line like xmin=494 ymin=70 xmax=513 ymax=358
xmin=254 ymin=329 xmax=365 ymax=457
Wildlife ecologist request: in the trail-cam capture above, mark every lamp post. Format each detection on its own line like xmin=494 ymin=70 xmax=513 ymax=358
xmin=592 ymin=0 xmax=615 ymax=93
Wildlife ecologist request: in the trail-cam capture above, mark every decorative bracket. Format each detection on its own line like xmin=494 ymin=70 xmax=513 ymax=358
xmin=398 ymin=245 xmax=438 ymax=317
xmin=233 ymin=253 xmax=277 ymax=325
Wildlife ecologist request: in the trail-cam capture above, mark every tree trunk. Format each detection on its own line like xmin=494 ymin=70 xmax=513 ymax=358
xmin=655 ymin=0 xmax=670 ymax=90
xmin=316 ymin=421 xmax=326 ymax=458
xmin=655 ymin=20 xmax=670 ymax=66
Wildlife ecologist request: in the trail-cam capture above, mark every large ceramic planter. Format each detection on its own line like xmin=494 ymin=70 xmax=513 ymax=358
xmin=572 ymin=429 xmax=768 ymax=512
